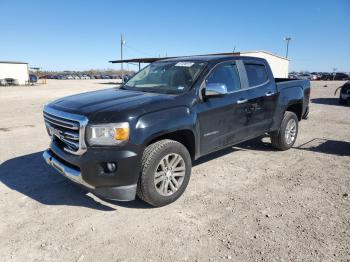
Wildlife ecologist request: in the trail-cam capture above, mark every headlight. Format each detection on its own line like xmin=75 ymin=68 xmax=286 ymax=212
xmin=86 ymin=123 xmax=129 ymax=146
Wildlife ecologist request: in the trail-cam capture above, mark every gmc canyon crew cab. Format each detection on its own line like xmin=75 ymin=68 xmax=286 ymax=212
xmin=43 ymin=55 xmax=310 ymax=207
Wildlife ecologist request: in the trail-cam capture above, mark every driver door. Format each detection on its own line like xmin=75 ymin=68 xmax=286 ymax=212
xmin=196 ymin=62 xmax=249 ymax=156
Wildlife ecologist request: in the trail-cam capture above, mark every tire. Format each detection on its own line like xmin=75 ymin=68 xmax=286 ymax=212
xmin=137 ymin=139 xmax=192 ymax=207
xmin=270 ymin=111 xmax=299 ymax=151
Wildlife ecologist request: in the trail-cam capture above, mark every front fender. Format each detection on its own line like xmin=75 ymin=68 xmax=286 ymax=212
xmin=132 ymin=106 xmax=197 ymax=148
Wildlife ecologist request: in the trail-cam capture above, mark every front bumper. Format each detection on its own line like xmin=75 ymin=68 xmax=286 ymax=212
xmin=43 ymin=143 xmax=141 ymax=201
xmin=43 ymin=150 xmax=93 ymax=189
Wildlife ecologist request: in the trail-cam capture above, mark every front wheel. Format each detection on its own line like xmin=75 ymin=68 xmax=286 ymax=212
xmin=137 ymin=139 xmax=192 ymax=207
xmin=270 ymin=111 xmax=299 ymax=151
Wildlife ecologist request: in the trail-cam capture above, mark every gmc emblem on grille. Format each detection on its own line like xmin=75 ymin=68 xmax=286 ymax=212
xmin=48 ymin=126 xmax=63 ymax=139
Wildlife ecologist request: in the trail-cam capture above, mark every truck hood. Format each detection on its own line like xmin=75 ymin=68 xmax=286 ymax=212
xmin=49 ymin=88 xmax=180 ymax=122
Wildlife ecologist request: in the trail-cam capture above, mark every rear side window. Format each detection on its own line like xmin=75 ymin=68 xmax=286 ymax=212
xmin=245 ymin=64 xmax=268 ymax=87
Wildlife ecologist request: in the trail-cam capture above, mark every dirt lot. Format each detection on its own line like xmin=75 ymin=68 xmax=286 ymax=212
xmin=0 ymin=80 xmax=349 ymax=261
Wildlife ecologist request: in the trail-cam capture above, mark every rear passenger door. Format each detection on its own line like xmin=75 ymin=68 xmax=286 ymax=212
xmin=240 ymin=61 xmax=278 ymax=137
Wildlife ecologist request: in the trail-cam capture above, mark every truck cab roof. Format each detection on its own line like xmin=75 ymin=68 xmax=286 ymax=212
xmin=159 ymin=55 xmax=267 ymax=64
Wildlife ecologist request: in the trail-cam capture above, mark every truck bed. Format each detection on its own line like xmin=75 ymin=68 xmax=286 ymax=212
xmin=275 ymin=78 xmax=310 ymax=91
xmin=274 ymin=78 xmax=311 ymax=120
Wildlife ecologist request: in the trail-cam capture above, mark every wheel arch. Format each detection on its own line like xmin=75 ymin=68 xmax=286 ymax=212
xmin=145 ymin=129 xmax=196 ymax=161
xmin=286 ymin=102 xmax=303 ymax=121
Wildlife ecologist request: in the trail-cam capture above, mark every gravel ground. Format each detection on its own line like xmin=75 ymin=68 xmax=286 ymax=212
xmin=0 ymin=80 xmax=349 ymax=261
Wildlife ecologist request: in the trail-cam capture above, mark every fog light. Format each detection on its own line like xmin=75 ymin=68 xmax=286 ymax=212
xmin=106 ymin=162 xmax=117 ymax=172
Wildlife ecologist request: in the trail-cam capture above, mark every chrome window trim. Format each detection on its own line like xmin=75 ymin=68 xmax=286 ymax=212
xmin=43 ymin=105 xmax=89 ymax=155
xmin=243 ymin=79 xmax=271 ymax=90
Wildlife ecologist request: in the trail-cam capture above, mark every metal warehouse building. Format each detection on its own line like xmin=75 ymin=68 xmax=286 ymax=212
xmin=0 ymin=61 xmax=29 ymax=85
xmin=239 ymin=51 xmax=289 ymax=78
xmin=110 ymin=50 xmax=290 ymax=78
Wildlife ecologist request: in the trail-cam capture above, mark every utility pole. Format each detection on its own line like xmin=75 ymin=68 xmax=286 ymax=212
xmin=332 ymin=68 xmax=337 ymax=80
xmin=120 ymin=33 xmax=125 ymax=71
xmin=284 ymin=37 xmax=292 ymax=58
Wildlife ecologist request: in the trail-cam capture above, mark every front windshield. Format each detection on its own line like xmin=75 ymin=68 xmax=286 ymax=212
xmin=123 ymin=61 xmax=207 ymax=94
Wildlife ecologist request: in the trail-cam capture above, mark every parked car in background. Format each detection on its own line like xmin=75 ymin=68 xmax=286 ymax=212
xmin=4 ymin=78 xmax=19 ymax=85
xmin=335 ymin=80 xmax=350 ymax=105
xmin=310 ymin=72 xmax=321 ymax=81
xmin=57 ymin=75 xmax=67 ymax=80
xmin=123 ymin=74 xmax=130 ymax=83
xmin=298 ymin=73 xmax=312 ymax=80
xmin=80 ymin=75 xmax=89 ymax=80
xmin=333 ymin=72 xmax=349 ymax=81
xmin=288 ymin=73 xmax=298 ymax=79
xmin=0 ymin=79 xmax=7 ymax=86
xmin=29 ymin=74 xmax=38 ymax=84
xmin=39 ymin=73 xmax=134 ymax=80
xmin=320 ymin=73 xmax=333 ymax=80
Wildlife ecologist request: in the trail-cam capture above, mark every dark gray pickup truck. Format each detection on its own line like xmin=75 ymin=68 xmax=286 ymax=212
xmin=43 ymin=55 xmax=310 ymax=206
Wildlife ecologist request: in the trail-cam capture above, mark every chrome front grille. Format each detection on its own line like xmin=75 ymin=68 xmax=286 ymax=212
xmin=44 ymin=113 xmax=79 ymax=130
xmin=43 ymin=106 xmax=88 ymax=155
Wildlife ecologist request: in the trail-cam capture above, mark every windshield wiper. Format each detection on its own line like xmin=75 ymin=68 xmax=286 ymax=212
xmin=121 ymin=85 xmax=178 ymax=95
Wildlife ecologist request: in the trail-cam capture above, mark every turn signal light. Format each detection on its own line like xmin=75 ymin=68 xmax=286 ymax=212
xmin=115 ymin=127 xmax=129 ymax=140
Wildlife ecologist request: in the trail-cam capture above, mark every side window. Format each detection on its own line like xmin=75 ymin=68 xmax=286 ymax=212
xmin=206 ymin=63 xmax=241 ymax=92
xmin=245 ymin=64 xmax=268 ymax=87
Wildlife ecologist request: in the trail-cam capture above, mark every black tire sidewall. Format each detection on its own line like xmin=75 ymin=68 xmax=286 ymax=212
xmin=141 ymin=141 xmax=192 ymax=206
xmin=280 ymin=112 xmax=299 ymax=149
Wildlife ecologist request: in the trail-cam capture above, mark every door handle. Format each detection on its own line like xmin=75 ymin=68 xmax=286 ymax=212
xmin=265 ymin=91 xmax=276 ymax=97
xmin=237 ymin=98 xmax=248 ymax=104
xmin=245 ymin=105 xmax=255 ymax=114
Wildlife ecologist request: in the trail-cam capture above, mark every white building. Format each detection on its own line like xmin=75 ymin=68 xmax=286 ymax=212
xmin=0 ymin=61 xmax=29 ymax=85
xmin=239 ymin=51 xmax=289 ymax=78
xmin=111 ymin=50 xmax=290 ymax=78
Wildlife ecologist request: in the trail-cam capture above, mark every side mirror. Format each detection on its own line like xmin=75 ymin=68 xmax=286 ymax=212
xmin=204 ymin=83 xmax=228 ymax=97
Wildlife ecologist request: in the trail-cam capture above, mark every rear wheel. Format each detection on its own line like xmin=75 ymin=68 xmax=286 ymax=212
xmin=270 ymin=111 xmax=298 ymax=151
xmin=137 ymin=139 xmax=192 ymax=207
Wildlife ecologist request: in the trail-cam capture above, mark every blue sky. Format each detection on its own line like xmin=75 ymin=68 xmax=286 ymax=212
xmin=1 ymin=0 xmax=349 ymax=72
